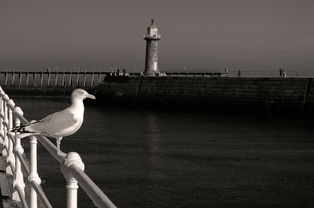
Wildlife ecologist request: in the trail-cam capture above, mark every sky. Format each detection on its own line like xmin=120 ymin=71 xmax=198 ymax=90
xmin=1 ymin=0 xmax=314 ymax=71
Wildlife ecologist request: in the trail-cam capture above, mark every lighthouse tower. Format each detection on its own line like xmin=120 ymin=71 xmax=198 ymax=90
xmin=144 ymin=19 xmax=161 ymax=76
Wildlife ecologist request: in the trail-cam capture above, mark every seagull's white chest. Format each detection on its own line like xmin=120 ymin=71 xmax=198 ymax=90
xmin=64 ymin=105 xmax=84 ymax=135
xmin=72 ymin=104 xmax=84 ymax=120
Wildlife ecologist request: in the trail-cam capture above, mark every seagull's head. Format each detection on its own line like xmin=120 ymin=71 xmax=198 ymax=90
xmin=71 ymin=89 xmax=96 ymax=102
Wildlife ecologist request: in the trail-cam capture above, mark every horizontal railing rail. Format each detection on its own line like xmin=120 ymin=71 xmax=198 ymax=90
xmin=103 ymin=70 xmax=314 ymax=78
xmin=2 ymin=69 xmax=314 ymax=88
xmin=0 ymin=71 xmax=108 ymax=88
xmin=0 ymin=86 xmax=117 ymax=208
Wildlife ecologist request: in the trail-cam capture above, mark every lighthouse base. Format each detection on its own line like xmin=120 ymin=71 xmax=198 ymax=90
xmin=143 ymin=71 xmax=157 ymax=76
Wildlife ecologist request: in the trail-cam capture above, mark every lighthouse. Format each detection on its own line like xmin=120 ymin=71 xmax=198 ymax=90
xmin=144 ymin=19 xmax=161 ymax=76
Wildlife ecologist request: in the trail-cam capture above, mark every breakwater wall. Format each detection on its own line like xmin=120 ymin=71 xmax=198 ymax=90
xmin=3 ymin=72 xmax=314 ymax=114
xmin=96 ymin=76 xmax=314 ymax=114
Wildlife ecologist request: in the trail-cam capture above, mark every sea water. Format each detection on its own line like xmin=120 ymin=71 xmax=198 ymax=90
xmin=13 ymin=97 xmax=314 ymax=208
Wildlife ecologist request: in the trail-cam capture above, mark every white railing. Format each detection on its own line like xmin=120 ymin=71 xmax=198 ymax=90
xmin=0 ymin=86 xmax=117 ymax=208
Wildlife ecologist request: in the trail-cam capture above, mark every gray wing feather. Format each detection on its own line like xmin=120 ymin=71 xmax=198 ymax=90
xmin=27 ymin=108 xmax=78 ymax=136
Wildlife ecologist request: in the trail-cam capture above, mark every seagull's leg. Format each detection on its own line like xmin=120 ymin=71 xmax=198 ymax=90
xmin=56 ymin=137 xmax=63 ymax=156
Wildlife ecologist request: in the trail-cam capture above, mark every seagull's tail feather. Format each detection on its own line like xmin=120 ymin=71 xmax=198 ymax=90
xmin=11 ymin=121 xmax=40 ymax=139
xmin=11 ymin=125 xmax=27 ymax=133
xmin=11 ymin=120 xmax=39 ymax=133
xmin=11 ymin=125 xmax=32 ymax=133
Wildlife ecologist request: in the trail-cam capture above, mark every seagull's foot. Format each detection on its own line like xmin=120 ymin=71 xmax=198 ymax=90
xmin=57 ymin=149 xmax=66 ymax=158
xmin=56 ymin=137 xmax=66 ymax=157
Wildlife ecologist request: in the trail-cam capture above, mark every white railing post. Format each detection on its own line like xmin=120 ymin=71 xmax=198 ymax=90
xmin=0 ymin=89 xmax=4 ymax=144
xmin=29 ymin=136 xmax=41 ymax=208
xmin=12 ymin=106 xmax=26 ymax=202
xmin=7 ymin=99 xmax=16 ymax=175
xmin=61 ymin=152 xmax=85 ymax=208
xmin=2 ymin=94 xmax=9 ymax=158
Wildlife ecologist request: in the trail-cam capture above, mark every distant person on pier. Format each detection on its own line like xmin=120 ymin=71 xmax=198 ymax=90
xmin=238 ymin=70 xmax=241 ymax=77
xmin=282 ymin=69 xmax=286 ymax=77
xmin=279 ymin=69 xmax=283 ymax=77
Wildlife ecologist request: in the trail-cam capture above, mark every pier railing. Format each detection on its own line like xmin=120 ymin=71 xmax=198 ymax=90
xmin=0 ymin=71 xmax=109 ymax=88
xmin=103 ymin=70 xmax=314 ymax=78
xmin=2 ymin=69 xmax=314 ymax=86
xmin=0 ymin=86 xmax=117 ymax=208
xmin=163 ymin=71 xmax=314 ymax=78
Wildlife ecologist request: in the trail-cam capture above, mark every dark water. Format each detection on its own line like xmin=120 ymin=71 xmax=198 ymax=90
xmin=13 ymin=97 xmax=314 ymax=208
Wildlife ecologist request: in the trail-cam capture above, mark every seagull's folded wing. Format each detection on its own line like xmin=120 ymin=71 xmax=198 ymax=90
xmin=28 ymin=109 xmax=79 ymax=137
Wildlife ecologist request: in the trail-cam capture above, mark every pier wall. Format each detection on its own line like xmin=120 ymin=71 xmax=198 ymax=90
xmin=97 ymin=76 xmax=314 ymax=114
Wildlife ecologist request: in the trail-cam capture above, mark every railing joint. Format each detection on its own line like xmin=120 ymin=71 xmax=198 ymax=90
xmin=28 ymin=173 xmax=42 ymax=185
xmin=61 ymin=152 xmax=85 ymax=208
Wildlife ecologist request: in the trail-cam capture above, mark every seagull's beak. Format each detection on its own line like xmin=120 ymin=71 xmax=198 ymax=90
xmin=86 ymin=93 xmax=96 ymax=99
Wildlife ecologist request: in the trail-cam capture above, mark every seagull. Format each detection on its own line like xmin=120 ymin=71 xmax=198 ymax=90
xmin=12 ymin=88 xmax=96 ymax=156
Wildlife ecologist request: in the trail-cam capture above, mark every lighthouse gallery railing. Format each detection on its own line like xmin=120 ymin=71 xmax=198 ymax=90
xmin=0 ymin=86 xmax=117 ymax=208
